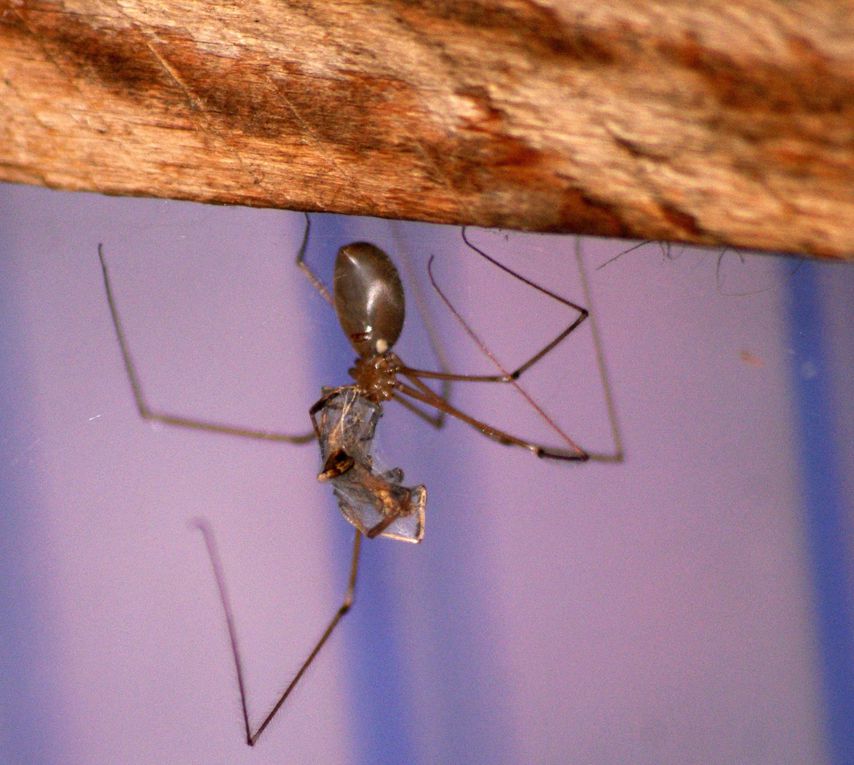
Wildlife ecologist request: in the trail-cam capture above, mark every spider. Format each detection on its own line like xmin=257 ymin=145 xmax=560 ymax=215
xmin=97 ymin=215 xmax=622 ymax=745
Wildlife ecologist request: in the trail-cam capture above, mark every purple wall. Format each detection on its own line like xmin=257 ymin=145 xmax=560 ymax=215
xmin=1 ymin=183 xmax=850 ymax=764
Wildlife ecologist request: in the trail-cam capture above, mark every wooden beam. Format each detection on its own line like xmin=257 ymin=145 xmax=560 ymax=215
xmin=1 ymin=1 xmax=852 ymax=259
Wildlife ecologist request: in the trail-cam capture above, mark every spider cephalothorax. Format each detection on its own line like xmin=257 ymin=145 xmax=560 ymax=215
xmin=349 ymin=351 xmax=402 ymax=402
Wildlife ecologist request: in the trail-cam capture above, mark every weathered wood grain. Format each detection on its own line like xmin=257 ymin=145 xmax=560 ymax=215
xmin=1 ymin=1 xmax=852 ymax=259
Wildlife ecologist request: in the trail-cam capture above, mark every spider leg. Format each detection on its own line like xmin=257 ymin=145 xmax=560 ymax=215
xmin=193 ymin=519 xmax=361 ymax=746
xmin=396 ymin=379 xmax=588 ymax=462
xmin=98 ymin=245 xmax=314 ymax=444
xmin=400 ymin=247 xmax=586 ymax=384
xmin=398 ymin=233 xmax=624 ymax=463
xmin=389 ymin=240 xmax=586 ymax=437
xmin=390 ymin=221 xmax=453 ymax=427
xmin=295 ymin=212 xmax=333 ymax=306
xmin=391 ymin=390 xmax=444 ymax=428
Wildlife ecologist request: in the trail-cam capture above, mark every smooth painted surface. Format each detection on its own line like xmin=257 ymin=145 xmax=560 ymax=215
xmin=786 ymin=262 xmax=854 ymax=765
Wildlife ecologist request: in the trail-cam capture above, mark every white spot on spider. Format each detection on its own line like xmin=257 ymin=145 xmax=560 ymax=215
xmin=375 ymin=339 xmax=388 ymax=354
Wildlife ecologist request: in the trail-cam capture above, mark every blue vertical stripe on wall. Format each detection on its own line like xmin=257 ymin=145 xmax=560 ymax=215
xmin=0 ymin=230 xmax=62 ymax=765
xmin=306 ymin=215 xmax=418 ymax=765
xmin=787 ymin=260 xmax=854 ymax=765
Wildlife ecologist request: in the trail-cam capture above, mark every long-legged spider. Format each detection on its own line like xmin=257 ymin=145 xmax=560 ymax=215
xmin=97 ymin=215 xmax=622 ymax=745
